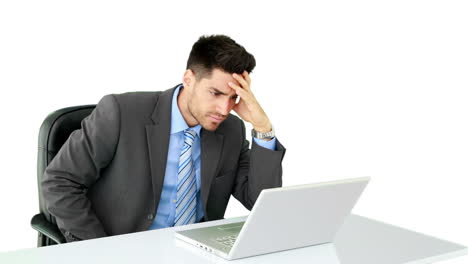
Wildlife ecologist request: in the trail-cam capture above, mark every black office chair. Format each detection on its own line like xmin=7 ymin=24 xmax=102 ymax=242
xmin=31 ymin=105 xmax=96 ymax=247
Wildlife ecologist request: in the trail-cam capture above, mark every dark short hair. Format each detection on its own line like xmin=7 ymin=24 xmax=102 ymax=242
xmin=186 ymin=34 xmax=256 ymax=81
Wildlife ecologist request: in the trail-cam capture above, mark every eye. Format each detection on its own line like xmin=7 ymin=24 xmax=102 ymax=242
xmin=210 ymin=91 xmax=221 ymax=96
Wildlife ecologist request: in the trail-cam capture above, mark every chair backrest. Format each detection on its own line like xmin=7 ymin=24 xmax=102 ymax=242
xmin=36 ymin=105 xmax=96 ymax=246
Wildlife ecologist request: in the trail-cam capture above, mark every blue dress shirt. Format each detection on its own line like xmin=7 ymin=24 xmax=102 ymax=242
xmin=149 ymin=84 xmax=277 ymax=229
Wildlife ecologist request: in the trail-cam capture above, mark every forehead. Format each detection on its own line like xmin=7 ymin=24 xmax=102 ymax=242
xmin=200 ymin=68 xmax=239 ymax=95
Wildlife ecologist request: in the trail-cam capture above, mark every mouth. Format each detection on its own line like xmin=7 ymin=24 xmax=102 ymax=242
xmin=209 ymin=115 xmax=224 ymax=123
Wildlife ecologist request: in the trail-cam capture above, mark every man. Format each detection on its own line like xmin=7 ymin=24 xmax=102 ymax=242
xmin=42 ymin=34 xmax=286 ymax=242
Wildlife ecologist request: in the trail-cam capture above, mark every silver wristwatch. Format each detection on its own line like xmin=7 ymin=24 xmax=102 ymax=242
xmin=251 ymin=126 xmax=275 ymax=140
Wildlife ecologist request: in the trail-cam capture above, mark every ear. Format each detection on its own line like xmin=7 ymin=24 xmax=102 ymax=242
xmin=183 ymin=69 xmax=196 ymax=91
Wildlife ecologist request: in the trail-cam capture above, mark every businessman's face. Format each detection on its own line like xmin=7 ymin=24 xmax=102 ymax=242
xmin=183 ymin=68 xmax=239 ymax=131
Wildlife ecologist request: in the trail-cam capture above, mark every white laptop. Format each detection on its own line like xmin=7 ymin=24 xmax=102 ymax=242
xmin=175 ymin=176 xmax=370 ymax=260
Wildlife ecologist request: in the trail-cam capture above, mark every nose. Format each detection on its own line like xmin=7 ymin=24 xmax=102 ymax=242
xmin=216 ymin=98 xmax=232 ymax=116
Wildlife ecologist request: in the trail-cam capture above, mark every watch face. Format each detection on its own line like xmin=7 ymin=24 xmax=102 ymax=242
xmin=252 ymin=128 xmax=274 ymax=139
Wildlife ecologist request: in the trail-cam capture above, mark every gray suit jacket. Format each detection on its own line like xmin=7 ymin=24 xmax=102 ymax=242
xmin=42 ymin=84 xmax=286 ymax=242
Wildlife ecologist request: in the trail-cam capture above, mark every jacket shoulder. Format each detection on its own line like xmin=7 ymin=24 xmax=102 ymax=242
xmin=112 ymin=91 xmax=161 ymax=107
xmin=107 ymin=91 xmax=162 ymax=120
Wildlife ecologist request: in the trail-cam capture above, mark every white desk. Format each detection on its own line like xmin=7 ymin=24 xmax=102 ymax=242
xmin=1 ymin=214 xmax=467 ymax=263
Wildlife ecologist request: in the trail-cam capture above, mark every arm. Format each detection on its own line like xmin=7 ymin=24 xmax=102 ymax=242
xmin=41 ymin=94 xmax=120 ymax=242
xmin=232 ymin=120 xmax=286 ymax=210
xmin=227 ymin=71 xmax=286 ymax=209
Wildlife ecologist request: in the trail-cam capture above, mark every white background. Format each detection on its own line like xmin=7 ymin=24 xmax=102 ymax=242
xmin=1 ymin=0 xmax=467 ymax=262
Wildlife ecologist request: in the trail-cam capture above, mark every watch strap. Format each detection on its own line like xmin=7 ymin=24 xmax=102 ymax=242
xmin=251 ymin=126 xmax=275 ymax=139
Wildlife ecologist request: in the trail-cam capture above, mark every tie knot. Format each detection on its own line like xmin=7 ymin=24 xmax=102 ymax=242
xmin=184 ymin=129 xmax=196 ymax=146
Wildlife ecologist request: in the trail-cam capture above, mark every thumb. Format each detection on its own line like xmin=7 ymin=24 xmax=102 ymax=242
xmin=232 ymin=103 xmax=240 ymax=115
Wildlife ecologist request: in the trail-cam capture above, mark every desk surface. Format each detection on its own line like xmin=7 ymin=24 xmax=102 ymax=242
xmin=1 ymin=214 xmax=467 ymax=264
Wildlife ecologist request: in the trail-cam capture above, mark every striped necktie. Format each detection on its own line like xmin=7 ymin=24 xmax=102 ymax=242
xmin=174 ymin=129 xmax=197 ymax=226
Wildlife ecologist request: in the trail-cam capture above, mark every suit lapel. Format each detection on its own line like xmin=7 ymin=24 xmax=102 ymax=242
xmin=200 ymin=129 xmax=224 ymax=216
xmin=145 ymin=88 xmax=174 ymax=209
xmin=145 ymin=85 xmax=225 ymax=220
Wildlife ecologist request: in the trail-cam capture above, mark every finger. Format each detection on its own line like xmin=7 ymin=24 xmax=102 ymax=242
xmin=229 ymin=81 xmax=258 ymax=105
xmin=229 ymin=82 xmax=251 ymax=102
xmin=242 ymin=71 xmax=251 ymax=85
xmin=232 ymin=73 xmax=250 ymax=91
xmin=232 ymin=102 xmax=240 ymax=112
xmin=231 ymin=103 xmax=243 ymax=119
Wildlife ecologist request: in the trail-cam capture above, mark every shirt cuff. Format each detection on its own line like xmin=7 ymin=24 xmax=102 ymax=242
xmin=253 ymin=137 xmax=277 ymax=151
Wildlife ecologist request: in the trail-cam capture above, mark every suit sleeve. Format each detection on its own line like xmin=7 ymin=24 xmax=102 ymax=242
xmin=41 ymin=94 xmax=120 ymax=242
xmin=232 ymin=120 xmax=286 ymax=210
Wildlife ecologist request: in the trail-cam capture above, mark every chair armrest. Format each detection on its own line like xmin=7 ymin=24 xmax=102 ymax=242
xmin=31 ymin=213 xmax=66 ymax=244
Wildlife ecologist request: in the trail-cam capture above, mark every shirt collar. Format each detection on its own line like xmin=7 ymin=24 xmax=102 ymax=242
xmin=171 ymin=84 xmax=202 ymax=137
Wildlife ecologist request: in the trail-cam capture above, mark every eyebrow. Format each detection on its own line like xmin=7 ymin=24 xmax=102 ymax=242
xmin=209 ymin=87 xmax=237 ymax=97
xmin=209 ymin=87 xmax=228 ymax=95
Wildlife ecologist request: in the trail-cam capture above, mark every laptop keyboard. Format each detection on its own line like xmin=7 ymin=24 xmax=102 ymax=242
xmin=215 ymin=235 xmax=238 ymax=248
